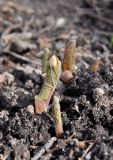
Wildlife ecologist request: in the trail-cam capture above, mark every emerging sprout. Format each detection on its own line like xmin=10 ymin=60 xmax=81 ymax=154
xmin=52 ymin=95 xmax=63 ymax=138
xmin=62 ymin=39 xmax=76 ymax=73
xmin=42 ymin=48 xmax=50 ymax=74
xmin=35 ymin=55 xmax=61 ymax=114
xmin=92 ymin=57 xmax=100 ymax=72
xmin=61 ymin=39 xmax=76 ymax=83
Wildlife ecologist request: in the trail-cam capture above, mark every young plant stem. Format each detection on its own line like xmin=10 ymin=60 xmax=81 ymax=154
xmin=35 ymin=55 xmax=61 ymax=114
xmin=52 ymin=95 xmax=63 ymax=138
xmin=42 ymin=48 xmax=50 ymax=74
xmin=92 ymin=57 xmax=100 ymax=72
xmin=62 ymin=39 xmax=76 ymax=73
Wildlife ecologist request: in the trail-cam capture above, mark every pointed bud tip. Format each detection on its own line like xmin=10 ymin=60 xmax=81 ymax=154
xmin=49 ymin=55 xmax=57 ymax=67
xmin=44 ymin=48 xmax=50 ymax=53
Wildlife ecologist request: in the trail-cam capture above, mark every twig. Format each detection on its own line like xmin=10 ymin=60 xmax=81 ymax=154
xmin=1 ymin=32 xmax=37 ymax=53
xmin=8 ymin=51 xmax=42 ymax=66
xmin=94 ymin=30 xmax=113 ymax=37
xmin=1 ymin=23 xmax=22 ymax=47
xmin=80 ymin=142 xmax=96 ymax=160
xmin=1 ymin=23 xmax=22 ymax=37
xmin=58 ymin=2 xmax=113 ymax=26
xmin=31 ymin=137 xmax=57 ymax=160
xmin=0 ymin=17 xmax=12 ymax=26
xmin=76 ymin=49 xmax=96 ymax=60
xmin=81 ymin=28 xmax=113 ymax=37
xmin=0 ymin=0 xmax=34 ymax=14
xmin=46 ymin=133 xmax=75 ymax=154
xmin=23 ymin=16 xmax=35 ymax=32
xmin=36 ymin=25 xmax=53 ymax=37
xmin=83 ymin=11 xmax=113 ymax=25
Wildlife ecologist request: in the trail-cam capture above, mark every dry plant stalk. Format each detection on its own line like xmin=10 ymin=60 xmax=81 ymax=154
xmin=35 ymin=55 xmax=61 ymax=114
xmin=1 ymin=32 xmax=36 ymax=53
xmin=62 ymin=39 xmax=76 ymax=73
xmin=31 ymin=137 xmax=57 ymax=160
xmin=42 ymin=48 xmax=50 ymax=74
xmin=92 ymin=57 xmax=100 ymax=72
xmin=52 ymin=95 xmax=63 ymax=138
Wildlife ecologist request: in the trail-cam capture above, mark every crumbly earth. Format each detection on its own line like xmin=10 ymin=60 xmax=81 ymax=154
xmin=0 ymin=0 xmax=113 ymax=159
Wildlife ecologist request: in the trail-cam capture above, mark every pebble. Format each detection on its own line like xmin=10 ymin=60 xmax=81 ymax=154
xmin=27 ymin=105 xmax=34 ymax=114
xmin=93 ymin=88 xmax=105 ymax=96
xmin=56 ymin=17 xmax=66 ymax=28
xmin=0 ymin=72 xmax=14 ymax=85
xmin=0 ymin=110 xmax=9 ymax=118
xmin=3 ymin=72 xmax=15 ymax=84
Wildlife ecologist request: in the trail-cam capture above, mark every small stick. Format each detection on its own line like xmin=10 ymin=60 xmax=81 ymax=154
xmin=8 ymin=51 xmax=42 ymax=66
xmin=1 ymin=23 xmax=22 ymax=41
xmin=52 ymin=95 xmax=63 ymax=138
xmin=1 ymin=32 xmax=33 ymax=48
xmin=1 ymin=32 xmax=36 ymax=53
xmin=46 ymin=133 xmax=75 ymax=154
xmin=42 ymin=48 xmax=50 ymax=74
xmin=35 ymin=55 xmax=61 ymax=114
xmin=58 ymin=2 xmax=113 ymax=26
xmin=31 ymin=137 xmax=57 ymax=160
xmin=79 ymin=142 xmax=96 ymax=160
xmin=1 ymin=0 xmax=34 ymax=14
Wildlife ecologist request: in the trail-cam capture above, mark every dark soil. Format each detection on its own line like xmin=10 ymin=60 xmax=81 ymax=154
xmin=0 ymin=0 xmax=113 ymax=159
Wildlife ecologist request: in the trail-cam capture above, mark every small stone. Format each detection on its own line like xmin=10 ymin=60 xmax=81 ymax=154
xmin=25 ymin=80 xmax=34 ymax=89
xmin=27 ymin=105 xmax=34 ymax=114
xmin=93 ymin=88 xmax=105 ymax=96
xmin=56 ymin=17 xmax=66 ymax=28
xmin=3 ymin=72 xmax=15 ymax=84
xmin=0 ymin=110 xmax=9 ymax=118
xmin=9 ymin=138 xmax=19 ymax=146
xmin=0 ymin=72 xmax=14 ymax=85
